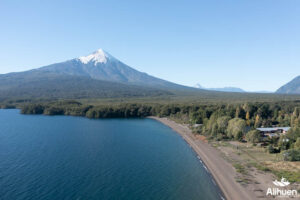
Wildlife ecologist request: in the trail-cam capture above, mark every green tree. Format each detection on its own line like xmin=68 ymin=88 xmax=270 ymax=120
xmin=268 ymin=145 xmax=275 ymax=153
xmin=278 ymin=135 xmax=290 ymax=150
xmin=294 ymin=138 xmax=300 ymax=150
xmin=216 ymin=116 xmax=231 ymax=135
xmin=291 ymin=107 xmax=300 ymax=127
xmin=286 ymin=127 xmax=300 ymax=144
xmin=227 ymin=118 xmax=246 ymax=141
xmin=285 ymin=149 xmax=300 ymax=161
xmin=246 ymin=130 xmax=262 ymax=143
xmin=235 ymin=106 xmax=246 ymax=119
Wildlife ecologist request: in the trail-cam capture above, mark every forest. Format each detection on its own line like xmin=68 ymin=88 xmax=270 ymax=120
xmin=16 ymin=99 xmax=300 ymax=161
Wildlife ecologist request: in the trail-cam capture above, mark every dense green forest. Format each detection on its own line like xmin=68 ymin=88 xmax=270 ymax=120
xmin=15 ymin=99 xmax=300 ymax=161
xmin=0 ymin=98 xmax=297 ymax=161
xmin=0 ymin=73 xmax=174 ymax=101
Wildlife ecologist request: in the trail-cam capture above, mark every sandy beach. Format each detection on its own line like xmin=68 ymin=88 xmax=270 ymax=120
xmin=150 ymin=117 xmax=262 ymax=200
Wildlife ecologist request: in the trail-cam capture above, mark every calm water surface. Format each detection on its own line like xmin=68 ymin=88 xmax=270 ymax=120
xmin=0 ymin=109 xmax=222 ymax=200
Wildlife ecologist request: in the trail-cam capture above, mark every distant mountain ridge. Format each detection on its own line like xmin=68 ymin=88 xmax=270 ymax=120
xmin=0 ymin=49 xmax=199 ymax=100
xmin=2 ymin=48 xmax=292 ymax=101
xmin=194 ymin=84 xmax=246 ymax=93
xmin=276 ymin=76 xmax=300 ymax=94
xmin=194 ymin=83 xmax=274 ymax=93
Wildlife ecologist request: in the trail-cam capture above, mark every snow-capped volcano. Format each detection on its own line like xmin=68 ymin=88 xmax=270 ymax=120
xmin=35 ymin=48 xmax=184 ymax=88
xmin=0 ymin=48 xmax=201 ymax=100
xmin=78 ymin=49 xmax=111 ymax=65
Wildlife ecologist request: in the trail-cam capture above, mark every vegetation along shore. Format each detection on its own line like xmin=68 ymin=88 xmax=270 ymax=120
xmin=2 ymin=99 xmax=300 ymax=199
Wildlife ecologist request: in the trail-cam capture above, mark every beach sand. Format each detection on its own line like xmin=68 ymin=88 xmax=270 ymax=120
xmin=150 ymin=117 xmax=261 ymax=200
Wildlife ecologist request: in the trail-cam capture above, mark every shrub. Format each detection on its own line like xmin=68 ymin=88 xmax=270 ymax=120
xmin=246 ymin=130 xmax=262 ymax=143
xmin=284 ymin=149 xmax=300 ymax=161
xmin=268 ymin=145 xmax=280 ymax=154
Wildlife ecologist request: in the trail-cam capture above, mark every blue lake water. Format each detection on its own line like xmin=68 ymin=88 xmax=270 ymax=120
xmin=0 ymin=109 xmax=222 ymax=200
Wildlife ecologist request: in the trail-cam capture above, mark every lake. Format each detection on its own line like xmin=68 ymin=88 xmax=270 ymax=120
xmin=0 ymin=109 xmax=223 ymax=200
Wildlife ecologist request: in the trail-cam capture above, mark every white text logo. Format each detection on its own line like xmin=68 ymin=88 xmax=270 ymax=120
xmin=266 ymin=177 xmax=297 ymax=198
xmin=273 ymin=177 xmax=290 ymax=187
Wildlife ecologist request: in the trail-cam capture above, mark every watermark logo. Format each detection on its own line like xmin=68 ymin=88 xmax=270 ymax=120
xmin=273 ymin=177 xmax=290 ymax=187
xmin=266 ymin=177 xmax=298 ymax=198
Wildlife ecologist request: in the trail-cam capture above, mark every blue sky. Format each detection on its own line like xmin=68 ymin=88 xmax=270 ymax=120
xmin=0 ymin=0 xmax=299 ymax=91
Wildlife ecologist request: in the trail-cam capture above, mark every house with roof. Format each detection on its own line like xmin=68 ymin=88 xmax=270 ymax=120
xmin=256 ymin=127 xmax=290 ymax=138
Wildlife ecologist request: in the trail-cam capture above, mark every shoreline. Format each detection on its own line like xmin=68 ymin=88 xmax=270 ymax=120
xmin=149 ymin=116 xmax=255 ymax=200
xmin=5 ymin=109 xmax=273 ymax=199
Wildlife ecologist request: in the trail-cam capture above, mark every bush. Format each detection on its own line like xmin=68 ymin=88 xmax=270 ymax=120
xmin=268 ymin=145 xmax=280 ymax=154
xmin=233 ymin=163 xmax=246 ymax=174
xmin=284 ymin=149 xmax=300 ymax=161
xmin=246 ymin=130 xmax=262 ymax=143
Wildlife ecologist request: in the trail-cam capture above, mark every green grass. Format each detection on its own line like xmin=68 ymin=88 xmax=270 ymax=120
xmin=249 ymin=162 xmax=271 ymax=172
xmin=248 ymin=162 xmax=300 ymax=183
xmin=272 ymin=170 xmax=300 ymax=183
xmin=233 ymin=163 xmax=247 ymax=174
xmin=235 ymin=177 xmax=251 ymax=184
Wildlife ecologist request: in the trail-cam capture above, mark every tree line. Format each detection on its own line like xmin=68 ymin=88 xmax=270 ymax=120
xmin=20 ymin=100 xmax=300 ymax=160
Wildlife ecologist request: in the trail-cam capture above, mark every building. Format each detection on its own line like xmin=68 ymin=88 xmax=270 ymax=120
xmin=256 ymin=127 xmax=290 ymax=138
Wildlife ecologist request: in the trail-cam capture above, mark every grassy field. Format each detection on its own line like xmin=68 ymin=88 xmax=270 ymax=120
xmin=211 ymin=141 xmax=300 ymax=183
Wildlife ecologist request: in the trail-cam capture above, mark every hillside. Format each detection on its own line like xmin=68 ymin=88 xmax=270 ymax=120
xmin=38 ymin=49 xmax=188 ymax=90
xmin=1 ymin=49 xmax=300 ymax=103
xmin=0 ymin=49 xmax=200 ymax=101
xmin=276 ymin=76 xmax=300 ymax=94
xmin=0 ymin=71 xmax=171 ymax=101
